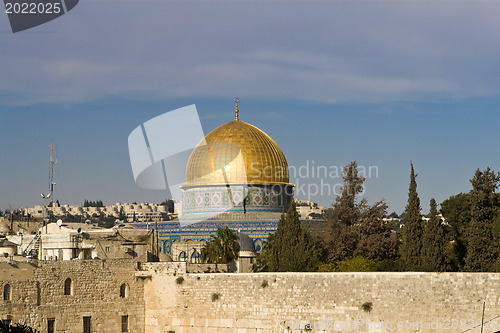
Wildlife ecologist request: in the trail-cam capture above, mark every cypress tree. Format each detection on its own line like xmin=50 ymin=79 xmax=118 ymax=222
xmin=400 ymin=162 xmax=424 ymax=271
xmin=421 ymin=198 xmax=447 ymax=271
xmin=270 ymin=200 xmax=321 ymax=272
xmin=464 ymin=168 xmax=500 ymax=271
xmin=332 ymin=161 xmax=365 ymax=226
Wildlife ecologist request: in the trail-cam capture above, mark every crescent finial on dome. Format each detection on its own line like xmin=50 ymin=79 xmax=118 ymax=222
xmin=234 ymin=97 xmax=239 ymax=121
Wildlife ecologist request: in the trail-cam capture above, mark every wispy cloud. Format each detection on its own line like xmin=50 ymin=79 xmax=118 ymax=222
xmin=1 ymin=1 xmax=498 ymax=105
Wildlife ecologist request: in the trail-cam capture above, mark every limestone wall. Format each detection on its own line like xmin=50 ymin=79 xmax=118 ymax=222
xmin=2 ymin=260 xmax=499 ymax=333
xmin=142 ymin=267 xmax=500 ymax=333
xmin=0 ymin=259 xmax=145 ymax=332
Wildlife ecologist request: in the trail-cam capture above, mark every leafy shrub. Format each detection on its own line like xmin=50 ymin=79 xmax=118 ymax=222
xmin=211 ymin=292 xmax=220 ymax=302
xmin=362 ymin=302 xmax=373 ymax=313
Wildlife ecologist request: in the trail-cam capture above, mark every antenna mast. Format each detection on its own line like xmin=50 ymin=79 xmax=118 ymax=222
xmin=49 ymin=144 xmax=55 ymax=207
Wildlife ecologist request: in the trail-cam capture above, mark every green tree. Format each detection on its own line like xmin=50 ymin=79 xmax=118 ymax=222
xmin=118 ymin=207 xmax=127 ymax=222
xmin=160 ymin=199 xmax=175 ymax=213
xmin=326 ymin=220 xmax=358 ymax=262
xmin=421 ymin=198 xmax=448 ymax=271
xmin=318 ymin=256 xmax=377 ymax=272
xmin=441 ymin=193 xmax=471 ymax=237
xmin=464 ymin=168 xmax=500 ymax=272
xmin=493 ymin=214 xmax=500 ymax=241
xmin=355 ymin=200 xmax=397 ymax=262
xmin=255 ymin=232 xmax=276 ymax=271
xmin=331 ymin=161 xmax=365 ymax=227
xmin=388 ymin=212 xmax=399 ymax=218
xmin=201 ymin=227 xmax=240 ymax=264
xmin=264 ymin=200 xmax=321 ymax=272
xmin=325 ymin=161 xmax=396 ymax=263
xmin=440 ymin=193 xmax=471 ymax=268
xmin=400 ymin=162 xmax=424 ymax=271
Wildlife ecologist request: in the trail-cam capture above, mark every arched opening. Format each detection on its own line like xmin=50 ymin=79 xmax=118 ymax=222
xmin=64 ymin=278 xmax=72 ymax=295
xmin=254 ymin=239 xmax=263 ymax=252
xmin=163 ymin=241 xmax=171 ymax=254
xmin=178 ymin=251 xmax=186 ymax=262
xmin=3 ymin=284 xmax=11 ymax=301
xmin=119 ymin=283 xmax=128 ymax=298
xmin=190 ymin=251 xmax=200 ymax=263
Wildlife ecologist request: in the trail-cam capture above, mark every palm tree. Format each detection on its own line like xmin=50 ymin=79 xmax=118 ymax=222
xmin=201 ymin=227 xmax=240 ymax=263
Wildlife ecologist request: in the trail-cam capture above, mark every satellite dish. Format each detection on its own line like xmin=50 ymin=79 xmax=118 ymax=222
xmin=85 ymin=219 xmax=91 ymax=224
xmin=56 ymin=219 xmax=63 ymax=227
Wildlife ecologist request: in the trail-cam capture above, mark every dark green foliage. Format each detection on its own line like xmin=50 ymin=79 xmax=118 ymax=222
xmin=255 ymin=233 xmax=275 ymax=271
xmin=331 ymin=161 xmax=365 ymax=227
xmin=160 ymin=199 xmax=175 ymax=213
xmin=441 ymin=193 xmax=471 ymax=238
xmin=325 ymin=161 xmax=396 ymax=264
xmin=175 ymin=276 xmax=184 ymax=285
xmin=421 ymin=198 xmax=448 ymax=272
xmin=388 ymin=212 xmax=399 ymax=218
xmin=326 ymin=220 xmax=358 ymax=262
xmin=440 ymin=193 xmax=471 ymax=268
xmin=400 ymin=162 xmax=424 ymax=271
xmin=211 ymin=292 xmax=220 ymax=302
xmin=318 ymin=256 xmax=376 ymax=272
xmin=118 ymin=207 xmax=127 ymax=222
xmin=374 ymin=259 xmax=400 ymax=272
xmin=464 ymin=168 xmax=500 ymax=272
xmin=83 ymin=199 xmax=104 ymax=207
xmin=261 ymin=280 xmax=268 ymax=288
xmin=493 ymin=214 xmax=500 ymax=241
xmin=361 ymin=302 xmax=373 ymax=313
xmin=0 ymin=322 xmax=38 ymax=332
xmin=355 ymin=201 xmax=397 ymax=262
xmin=201 ymin=227 xmax=240 ymax=264
xmin=262 ymin=200 xmax=321 ymax=272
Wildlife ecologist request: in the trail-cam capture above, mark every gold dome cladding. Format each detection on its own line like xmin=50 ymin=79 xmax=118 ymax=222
xmin=185 ymin=118 xmax=289 ymax=186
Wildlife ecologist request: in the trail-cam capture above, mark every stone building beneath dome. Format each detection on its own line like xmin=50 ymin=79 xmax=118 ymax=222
xmin=132 ymin=100 xmax=294 ymax=256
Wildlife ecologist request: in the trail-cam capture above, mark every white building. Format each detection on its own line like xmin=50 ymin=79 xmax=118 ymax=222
xmin=9 ymin=222 xmax=156 ymax=262
xmin=27 ymin=202 xmax=176 ymax=222
xmin=294 ymin=199 xmax=326 ymax=219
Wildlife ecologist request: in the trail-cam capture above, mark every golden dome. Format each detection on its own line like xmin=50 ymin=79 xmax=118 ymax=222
xmin=185 ymin=117 xmax=289 ymax=186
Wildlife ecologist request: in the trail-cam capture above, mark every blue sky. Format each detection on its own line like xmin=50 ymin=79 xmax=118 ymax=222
xmin=1 ymin=1 xmax=499 ymax=214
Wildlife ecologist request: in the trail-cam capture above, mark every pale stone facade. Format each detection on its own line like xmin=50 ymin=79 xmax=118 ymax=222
xmin=294 ymin=199 xmax=326 ymax=219
xmin=0 ymin=260 xmax=145 ymax=332
xmin=1 ymin=260 xmax=499 ymax=333
xmin=26 ymin=202 xmax=174 ymax=222
xmin=10 ymin=222 xmax=156 ymax=262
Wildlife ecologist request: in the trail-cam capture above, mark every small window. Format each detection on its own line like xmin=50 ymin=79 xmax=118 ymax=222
xmin=3 ymin=284 xmax=11 ymax=301
xmin=64 ymin=278 xmax=72 ymax=296
xmin=105 ymin=246 xmax=110 ymax=252
xmin=83 ymin=316 xmax=91 ymax=333
xmin=121 ymin=315 xmax=128 ymax=332
xmin=119 ymin=284 xmax=127 ymax=298
xmin=47 ymin=318 xmax=55 ymax=333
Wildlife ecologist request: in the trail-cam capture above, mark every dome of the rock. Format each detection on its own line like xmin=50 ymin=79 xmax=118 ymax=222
xmin=185 ymin=119 xmax=289 ymax=186
xmin=180 ymin=100 xmax=293 ymax=221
